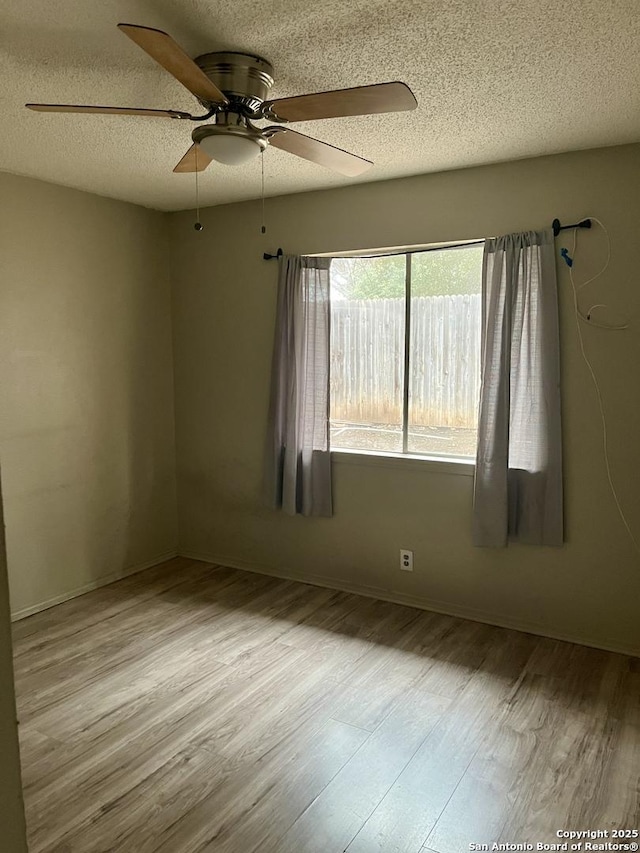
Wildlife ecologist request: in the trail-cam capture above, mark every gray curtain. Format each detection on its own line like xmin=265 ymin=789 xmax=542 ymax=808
xmin=265 ymin=255 xmax=333 ymax=517
xmin=473 ymin=229 xmax=563 ymax=547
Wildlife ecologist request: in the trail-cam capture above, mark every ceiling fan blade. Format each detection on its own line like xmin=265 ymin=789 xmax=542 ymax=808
xmin=26 ymin=103 xmax=192 ymax=118
xmin=118 ymin=23 xmax=228 ymax=105
xmin=266 ymin=128 xmax=372 ymax=176
xmin=173 ymin=144 xmax=212 ymax=173
xmin=264 ymin=82 xmax=417 ymax=123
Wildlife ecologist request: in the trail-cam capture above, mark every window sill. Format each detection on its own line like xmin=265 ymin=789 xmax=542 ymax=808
xmin=331 ymin=448 xmax=475 ymax=477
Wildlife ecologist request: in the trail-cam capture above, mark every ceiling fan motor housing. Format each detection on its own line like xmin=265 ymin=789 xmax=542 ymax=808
xmin=194 ymin=51 xmax=274 ymax=112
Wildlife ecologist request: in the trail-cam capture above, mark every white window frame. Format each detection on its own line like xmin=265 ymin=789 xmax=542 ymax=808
xmin=328 ymin=242 xmax=482 ymax=471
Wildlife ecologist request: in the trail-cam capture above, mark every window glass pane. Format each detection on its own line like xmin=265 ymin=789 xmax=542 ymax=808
xmin=408 ymin=245 xmax=483 ymax=458
xmin=330 ymin=256 xmax=406 ymax=453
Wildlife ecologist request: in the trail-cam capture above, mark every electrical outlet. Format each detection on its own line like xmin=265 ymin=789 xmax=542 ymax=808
xmin=400 ymin=549 xmax=413 ymax=571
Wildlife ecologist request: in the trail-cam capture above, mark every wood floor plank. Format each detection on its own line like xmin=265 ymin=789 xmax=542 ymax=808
xmin=275 ymin=686 xmax=451 ymax=853
xmin=70 ymin=717 xmax=367 ymax=853
xmin=202 ymin=719 xmax=370 ymax=853
xmin=328 ymin=611 xmax=447 ymax=730
xmin=278 ymin=589 xmax=378 ymax=650
xmin=345 ymin=628 xmax=539 ymax=853
xmin=423 ymin=673 xmax=554 ymax=853
xmin=149 ymin=716 xmax=369 ymax=853
xmin=11 ymin=557 xmax=209 ymax=647
xmin=495 ymin=662 xmax=640 ymax=839
xmin=13 ymin=567 xmax=235 ymax=713
xmin=23 ymin=642 xmax=303 ymax=820
xmin=63 ymin=735 xmax=231 ymax=853
xmin=331 ymin=614 xmax=505 ymax=735
xmin=14 ymin=569 xmax=304 ymax=721
xmin=13 ymin=557 xmax=640 ymax=853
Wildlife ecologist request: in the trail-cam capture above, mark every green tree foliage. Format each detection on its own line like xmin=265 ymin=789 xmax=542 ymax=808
xmin=331 ymin=245 xmax=483 ymax=299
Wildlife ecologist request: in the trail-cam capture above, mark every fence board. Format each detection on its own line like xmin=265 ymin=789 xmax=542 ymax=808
xmin=330 ymin=295 xmax=481 ymax=427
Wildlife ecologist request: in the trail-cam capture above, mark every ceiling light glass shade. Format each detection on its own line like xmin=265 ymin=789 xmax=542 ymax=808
xmin=198 ymin=133 xmax=263 ymax=166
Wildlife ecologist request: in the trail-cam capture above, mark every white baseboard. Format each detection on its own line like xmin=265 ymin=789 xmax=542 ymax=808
xmin=180 ymin=549 xmax=640 ymax=658
xmin=10 ymin=550 xmax=178 ymax=622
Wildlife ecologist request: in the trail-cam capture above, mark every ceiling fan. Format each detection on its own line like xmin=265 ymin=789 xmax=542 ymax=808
xmin=26 ymin=23 xmax=418 ymax=177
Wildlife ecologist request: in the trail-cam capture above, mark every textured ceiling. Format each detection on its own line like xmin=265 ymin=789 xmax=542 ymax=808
xmin=2 ymin=0 xmax=640 ymax=211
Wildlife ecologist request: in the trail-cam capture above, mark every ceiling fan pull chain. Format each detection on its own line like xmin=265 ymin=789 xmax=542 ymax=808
xmin=194 ymin=147 xmax=203 ymax=231
xmin=261 ymin=149 xmax=267 ymax=235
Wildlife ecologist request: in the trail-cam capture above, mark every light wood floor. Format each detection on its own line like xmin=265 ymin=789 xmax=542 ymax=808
xmin=12 ymin=558 xmax=640 ymax=853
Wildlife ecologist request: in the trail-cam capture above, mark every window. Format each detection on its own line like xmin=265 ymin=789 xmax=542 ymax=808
xmin=329 ymin=244 xmax=483 ymax=460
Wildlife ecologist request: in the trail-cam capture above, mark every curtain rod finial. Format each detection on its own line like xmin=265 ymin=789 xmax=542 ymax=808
xmin=263 ymin=248 xmax=283 ymax=261
xmin=552 ymin=218 xmax=592 ymax=236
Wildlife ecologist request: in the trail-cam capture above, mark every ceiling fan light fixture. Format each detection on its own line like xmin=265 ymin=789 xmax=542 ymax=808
xmin=197 ymin=132 xmax=263 ymax=166
xmin=192 ymin=121 xmax=267 ymax=166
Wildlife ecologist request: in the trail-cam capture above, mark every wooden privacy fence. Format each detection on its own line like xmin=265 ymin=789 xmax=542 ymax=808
xmin=330 ymin=294 xmax=481 ymax=427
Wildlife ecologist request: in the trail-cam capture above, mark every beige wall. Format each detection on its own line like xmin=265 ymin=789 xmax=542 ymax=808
xmin=0 ymin=472 xmax=27 ymax=851
xmin=170 ymin=143 xmax=640 ymax=655
xmin=0 ymin=173 xmax=178 ymax=617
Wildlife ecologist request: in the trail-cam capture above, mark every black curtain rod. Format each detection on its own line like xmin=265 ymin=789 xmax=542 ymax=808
xmin=552 ymin=218 xmax=592 ymax=236
xmin=263 ymin=219 xmax=592 ymax=260
xmin=262 ymin=242 xmax=481 ymax=261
